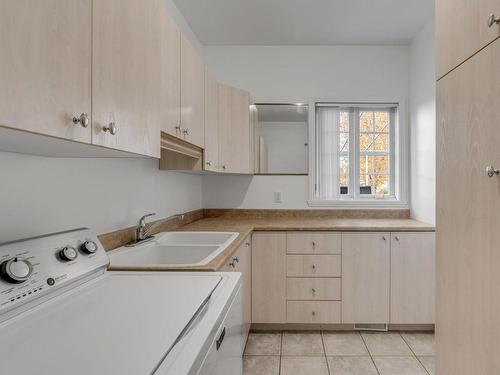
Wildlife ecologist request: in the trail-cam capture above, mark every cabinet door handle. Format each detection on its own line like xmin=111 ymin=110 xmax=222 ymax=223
xmin=72 ymin=113 xmax=89 ymax=128
xmin=222 ymin=165 xmax=227 ymax=171
xmin=394 ymin=236 xmax=400 ymax=241
xmin=312 ymin=264 xmax=316 ymax=270
xmin=382 ymin=236 xmax=386 ymax=241
xmin=206 ymin=161 xmax=212 ymax=166
xmin=311 ymin=311 xmax=316 ymax=316
xmin=312 ymin=241 xmax=316 ymax=247
xmin=232 ymin=257 xmax=239 ymax=263
xmin=245 ymin=242 xmax=251 ymax=247
xmin=102 ymin=122 xmax=117 ymax=135
xmin=182 ymin=128 xmax=190 ymax=136
xmin=311 ymin=288 xmax=316 ymax=294
xmin=486 ymin=166 xmax=499 ymax=177
xmin=488 ymin=13 xmax=500 ymax=27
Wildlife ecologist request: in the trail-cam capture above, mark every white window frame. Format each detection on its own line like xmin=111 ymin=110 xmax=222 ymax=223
xmin=308 ymin=99 xmax=409 ymax=208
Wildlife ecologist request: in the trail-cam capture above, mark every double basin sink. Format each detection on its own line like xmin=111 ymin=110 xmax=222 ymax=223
xmin=109 ymin=232 xmax=238 ymax=268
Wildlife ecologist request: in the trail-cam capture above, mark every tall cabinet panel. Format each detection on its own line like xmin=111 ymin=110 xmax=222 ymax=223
xmin=204 ymin=69 xmax=219 ymax=171
xmin=92 ymin=0 xmax=161 ymax=157
xmin=159 ymin=5 xmax=181 ymax=137
xmin=437 ymin=0 xmax=500 ymax=78
xmin=180 ymin=34 xmax=205 ymax=147
xmin=0 ymin=0 xmax=91 ymax=143
xmin=218 ymin=84 xmax=232 ymax=173
xmin=342 ymin=233 xmax=390 ymax=324
xmin=436 ymin=40 xmax=500 ymax=375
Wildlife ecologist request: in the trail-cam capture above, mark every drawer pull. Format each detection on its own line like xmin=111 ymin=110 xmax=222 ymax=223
xmin=232 ymin=257 xmax=239 ymax=263
xmin=312 ymin=241 xmax=316 ymax=247
xmin=312 ymin=264 xmax=316 ymax=270
xmin=312 ymin=311 xmax=316 ymax=316
xmin=311 ymin=288 xmax=316 ymax=294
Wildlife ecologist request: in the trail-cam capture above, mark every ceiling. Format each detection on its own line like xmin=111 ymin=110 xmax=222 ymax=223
xmin=257 ymin=104 xmax=308 ymax=123
xmin=173 ymin=0 xmax=434 ymax=45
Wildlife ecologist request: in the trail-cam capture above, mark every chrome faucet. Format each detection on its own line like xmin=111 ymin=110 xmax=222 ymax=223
xmin=128 ymin=213 xmax=185 ymax=246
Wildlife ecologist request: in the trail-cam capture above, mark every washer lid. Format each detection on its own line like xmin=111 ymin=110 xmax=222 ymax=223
xmin=0 ymin=273 xmax=222 ymax=375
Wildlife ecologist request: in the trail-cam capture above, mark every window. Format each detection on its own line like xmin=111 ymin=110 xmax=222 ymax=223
xmin=311 ymin=103 xmax=406 ymax=206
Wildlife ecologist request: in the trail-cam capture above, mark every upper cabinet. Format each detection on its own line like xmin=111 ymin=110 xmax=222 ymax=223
xmin=204 ymin=69 xmax=219 ymax=171
xmin=0 ymin=0 xmax=92 ymax=143
xmin=159 ymin=5 xmax=181 ymax=138
xmin=218 ymin=84 xmax=253 ymax=174
xmin=92 ymin=0 xmax=162 ymax=158
xmin=180 ymin=35 xmax=205 ymax=148
xmin=437 ymin=0 xmax=500 ymax=78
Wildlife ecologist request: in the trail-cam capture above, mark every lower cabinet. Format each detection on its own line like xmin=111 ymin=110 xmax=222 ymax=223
xmin=251 ymin=232 xmax=286 ymax=323
xmin=342 ymin=233 xmax=391 ymax=324
xmin=390 ymin=232 xmax=435 ymax=324
xmin=250 ymin=230 xmax=435 ymax=326
xmin=219 ymin=235 xmax=252 ymax=347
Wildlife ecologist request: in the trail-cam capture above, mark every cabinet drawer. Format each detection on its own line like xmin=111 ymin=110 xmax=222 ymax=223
xmin=287 ymin=232 xmax=341 ymax=254
xmin=287 ymin=255 xmax=341 ymax=277
xmin=287 ymin=278 xmax=341 ymax=301
xmin=287 ymin=301 xmax=341 ymax=323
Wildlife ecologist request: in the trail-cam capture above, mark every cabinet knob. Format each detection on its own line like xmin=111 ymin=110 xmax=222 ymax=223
xmin=312 ymin=241 xmax=316 ymax=247
xmin=229 ymin=261 xmax=236 ymax=268
xmin=311 ymin=288 xmax=316 ymax=294
xmin=382 ymin=236 xmax=386 ymax=241
xmin=72 ymin=113 xmax=89 ymax=128
xmin=394 ymin=236 xmax=400 ymax=241
xmin=182 ymin=128 xmax=190 ymax=136
xmin=488 ymin=13 xmax=500 ymax=27
xmin=175 ymin=125 xmax=182 ymax=133
xmin=206 ymin=161 xmax=212 ymax=166
xmin=311 ymin=311 xmax=316 ymax=316
xmin=486 ymin=165 xmax=499 ymax=177
xmin=245 ymin=242 xmax=251 ymax=247
xmin=312 ymin=264 xmax=316 ymax=270
xmin=222 ymin=165 xmax=227 ymax=170
xmin=103 ymin=122 xmax=117 ymax=135
xmin=232 ymin=257 xmax=239 ymax=263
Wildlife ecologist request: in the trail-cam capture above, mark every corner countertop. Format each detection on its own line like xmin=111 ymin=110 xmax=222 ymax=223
xmin=108 ymin=216 xmax=434 ymax=273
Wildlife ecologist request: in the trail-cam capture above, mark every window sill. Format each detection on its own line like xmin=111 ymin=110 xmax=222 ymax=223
xmin=307 ymin=198 xmax=409 ymax=209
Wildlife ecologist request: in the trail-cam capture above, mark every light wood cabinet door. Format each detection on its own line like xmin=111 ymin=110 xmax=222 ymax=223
xmin=230 ymin=87 xmax=251 ymax=173
xmin=218 ymin=83 xmax=232 ymax=173
xmin=342 ymin=233 xmax=390 ymax=324
xmin=252 ymin=232 xmax=286 ymax=323
xmin=437 ymin=0 xmax=500 ymax=78
xmin=390 ymin=232 xmax=435 ymax=324
xmin=0 ymin=0 xmax=91 ymax=143
xmin=159 ymin=5 xmax=181 ymax=137
xmin=92 ymin=0 xmax=161 ymax=157
xmin=180 ymin=34 xmax=204 ymax=147
xmin=436 ymin=40 xmax=500 ymax=375
xmin=204 ymin=69 xmax=219 ymax=171
xmin=218 ymin=84 xmax=252 ymax=174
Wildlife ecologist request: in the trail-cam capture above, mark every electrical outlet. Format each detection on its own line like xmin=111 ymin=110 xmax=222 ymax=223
xmin=274 ymin=191 xmax=282 ymax=203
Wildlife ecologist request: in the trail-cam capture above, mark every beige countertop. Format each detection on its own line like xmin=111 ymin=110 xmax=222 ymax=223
xmin=108 ymin=216 xmax=434 ymax=273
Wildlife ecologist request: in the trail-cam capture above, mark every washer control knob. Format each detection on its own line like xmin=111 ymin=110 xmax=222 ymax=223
xmin=81 ymin=240 xmax=98 ymax=254
xmin=60 ymin=246 xmax=78 ymax=261
xmin=1 ymin=258 xmax=33 ymax=283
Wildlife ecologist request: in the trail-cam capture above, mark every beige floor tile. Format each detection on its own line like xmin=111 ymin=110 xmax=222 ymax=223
xmin=418 ymin=356 xmax=435 ymax=375
xmin=243 ymin=356 xmax=280 ymax=375
xmin=322 ymin=332 xmax=369 ymax=356
xmin=327 ymin=356 xmax=378 ymax=375
xmin=282 ymin=331 xmax=324 ymax=356
xmin=361 ymin=332 xmax=413 ymax=356
xmin=373 ymin=356 xmax=428 ymax=375
xmin=401 ymin=332 xmax=435 ymax=356
xmin=244 ymin=332 xmax=282 ymax=355
xmin=281 ymin=356 xmax=329 ymax=375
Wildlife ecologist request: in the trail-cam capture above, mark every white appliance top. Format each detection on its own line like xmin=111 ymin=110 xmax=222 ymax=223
xmin=0 ymin=272 xmax=222 ymax=375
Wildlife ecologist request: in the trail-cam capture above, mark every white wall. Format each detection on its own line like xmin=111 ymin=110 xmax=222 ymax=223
xmin=0 ymin=152 xmax=202 ymax=242
xmin=202 ymin=45 xmax=410 ymax=209
xmin=409 ymin=19 xmax=436 ymax=224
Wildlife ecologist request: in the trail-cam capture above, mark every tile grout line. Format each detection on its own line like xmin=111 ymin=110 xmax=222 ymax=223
xmin=320 ymin=330 xmax=332 ymax=375
xmin=359 ymin=331 xmax=381 ymax=375
xmin=399 ymin=332 xmax=432 ymax=375
xmin=279 ymin=330 xmax=283 ymax=375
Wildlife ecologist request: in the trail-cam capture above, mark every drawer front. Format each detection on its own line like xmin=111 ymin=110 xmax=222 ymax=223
xmin=287 ymin=255 xmax=341 ymax=277
xmin=287 ymin=278 xmax=341 ymax=301
xmin=287 ymin=232 xmax=341 ymax=254
xmin=287 ymin=301 xmax=341 ymax=323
